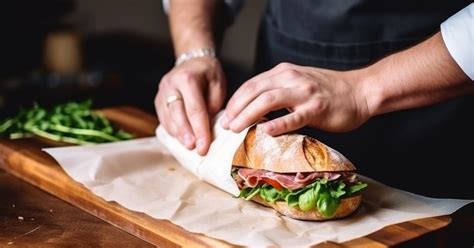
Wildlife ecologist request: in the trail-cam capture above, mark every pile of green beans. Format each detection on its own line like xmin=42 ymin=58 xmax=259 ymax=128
xmin=0 ymin=100 xmax=133 ymax=145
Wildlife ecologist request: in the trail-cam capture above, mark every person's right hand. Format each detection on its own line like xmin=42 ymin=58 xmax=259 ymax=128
xmin=155 ymin=56 xmax=226 ymax=155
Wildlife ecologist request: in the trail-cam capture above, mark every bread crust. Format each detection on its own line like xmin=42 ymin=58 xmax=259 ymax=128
xmin=233 ymin=125 xmax=362 ymax=220
xmin=251 ymin=195 xmax=362 ymax=221
xmin=233 ymin=125 xmax=355 ymax=173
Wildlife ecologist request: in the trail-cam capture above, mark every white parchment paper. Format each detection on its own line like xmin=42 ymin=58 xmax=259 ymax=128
xmin=44 ymin=113 xmax=473 ymax=247
xmin=155 ymin=112 xmax=247 ymax=196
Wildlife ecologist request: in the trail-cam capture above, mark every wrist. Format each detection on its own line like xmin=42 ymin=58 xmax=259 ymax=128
xmin=349 ymin=66 xmax=384 ymax=118
xmin=173 ymin=31 xmax=215 ymax=56
xmin=169 ymin=0 xmax=217 ymax=57
xmin=175 ymin=48 xmax=217 ymax=67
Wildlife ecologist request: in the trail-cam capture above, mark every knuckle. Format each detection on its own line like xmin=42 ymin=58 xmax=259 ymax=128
xmin=225 ymin=105 xmax=238 ymax=119
xmin=187 ymin=105 xmax=207 ymax=118
xmin=276 ymin=119 xmax=288 ymax=131
xmin=169 ymin=71 xmax=193 ymax=84
xmin=243 ymin=81 xmax=257 ymax=93
xmin=279 ymin=113 xmax=304 ymax=132
xmin=300 ymin=83 xmax=315 ymax=93
xmin=282 ymin=69 xmax=300 ymax=79
xmin=260 ymin=92 xmax=277 ymax=105
xmin=312 ymin=99 xmax=327 ymax=113
xmin=293 ymin=112 xmax=305 ymax=124
xmin=180 ymin=71 xmax=196 ymax=83
xmin=169 ymin=73 xmax=180 ymax=83
xmin=276 ymin=62 xmax=291 ymax=70
xmin=177 ymin=127 xmax=189 ymax=138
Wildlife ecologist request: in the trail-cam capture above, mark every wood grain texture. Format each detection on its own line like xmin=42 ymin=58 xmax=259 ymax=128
xmin=0 ymin=106 xmax=460 ymax=247
xmin=0 ymin=169 xmax=154 ymax=248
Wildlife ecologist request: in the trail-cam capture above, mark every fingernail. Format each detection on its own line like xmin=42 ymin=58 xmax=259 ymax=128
xmin=264 ymin=122 xmax=276 ymax=134
xmin=183 ymin=133 xmax=194 ymax=148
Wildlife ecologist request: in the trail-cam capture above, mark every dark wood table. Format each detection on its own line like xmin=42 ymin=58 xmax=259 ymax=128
xmin=1 ymin=165 xmax=472 ymax=248
xmin=0 ymin=169 xmax=154 ymax=247
xmin=0 ymin=106 xmax=473 ymax=247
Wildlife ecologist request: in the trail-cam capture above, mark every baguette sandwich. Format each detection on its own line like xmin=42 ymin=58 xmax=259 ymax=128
xmin=232 ymin=125 xmax=367 ymax=221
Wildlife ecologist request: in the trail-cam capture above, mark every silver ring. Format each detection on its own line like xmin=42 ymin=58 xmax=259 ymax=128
xmin=166 ymin=95 xmax=183 ymax=107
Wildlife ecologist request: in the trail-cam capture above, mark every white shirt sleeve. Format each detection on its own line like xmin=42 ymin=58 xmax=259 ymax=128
xmin=440 ymin=3 xmax=474 ymax=80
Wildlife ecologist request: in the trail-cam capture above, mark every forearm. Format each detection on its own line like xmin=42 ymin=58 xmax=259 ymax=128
xmin=358 ymin=32 xmax=474 ymax=117
xmin=168 ymin=0 xmax=220 ymax=56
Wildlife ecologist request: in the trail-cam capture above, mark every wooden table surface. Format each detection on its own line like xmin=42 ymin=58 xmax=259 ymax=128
xmin=1 ymin=168 xmax=472 ymax=248
xmin=0 ymin=169 xmax=153 ymax=247
xmin=0 ymin=106 xmax=473 ymax=247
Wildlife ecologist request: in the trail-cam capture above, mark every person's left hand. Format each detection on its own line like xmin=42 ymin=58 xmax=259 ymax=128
xmin=220 ymin=62 xmax=372 ymax=136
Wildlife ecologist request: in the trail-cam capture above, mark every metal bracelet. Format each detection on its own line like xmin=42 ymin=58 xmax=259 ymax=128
xmin=174 ymin=48 xmax=216 ymax=67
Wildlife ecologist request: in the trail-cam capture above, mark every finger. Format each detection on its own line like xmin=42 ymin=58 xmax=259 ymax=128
xmin=222 ymin=63 xmax=297 ymax=128
xmin=263 ymin=110 xmax=310 ymax=136
xmin=166 ymin=91 xmax=196 ymax=149
xmin=155 ymin=90 xmax=178 ymax=138
xmin=161 ymin=111 xmax=179 ymax=138
xmin=180 ymin=82 xmax=212 ymax=156
xmin=228 ymin=89 xmax=296 ymax=132
xmin=222 ymin=77 xmax=281 ymax=129
xmin=207 ymin=79 xmax=226 ymax=117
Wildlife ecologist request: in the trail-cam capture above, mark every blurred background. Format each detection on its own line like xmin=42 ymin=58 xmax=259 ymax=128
xmin=0 ymin=0 xmax=266 ymax=119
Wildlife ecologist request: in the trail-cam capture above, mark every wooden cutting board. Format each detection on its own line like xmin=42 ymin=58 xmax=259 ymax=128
xmin=0 ymin=106 xmax=453 ymax=247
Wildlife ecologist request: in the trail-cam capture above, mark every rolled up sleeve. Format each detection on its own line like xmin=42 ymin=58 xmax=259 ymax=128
xmin=440 ymin=3 xmax=474 ymax=80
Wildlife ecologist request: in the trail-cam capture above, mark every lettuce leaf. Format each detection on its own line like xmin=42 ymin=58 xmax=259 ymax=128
xmin=286 ymin=193 xmax=300 ymax=208
xmin=244 ymin=187 xmax=261 ymax=200
xmin=260 ymin=185 xmax=290 ymax=203
xmin=238 ymin=187 xmax=252 ymax=198
xmin=330 ymin=181 xmax=346 ymax=198
xmin=347 ymin=182 xmax=368 ymax=195
xmin=317 ymin=191 xmax=340 ymax=217
xmin=298 ymin=188 xmax=317 ymax=211
xmin=237 ymin=176 xmax=368 ymax=218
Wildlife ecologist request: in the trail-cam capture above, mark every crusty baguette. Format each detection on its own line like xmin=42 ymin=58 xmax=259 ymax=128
xmin=251 ymin=195 xmax=362 ymax=221
xmin=233 ymin=125 xmax=355 ymax=173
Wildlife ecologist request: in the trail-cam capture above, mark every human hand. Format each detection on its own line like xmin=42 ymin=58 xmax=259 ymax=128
xmin=221 ymin=63 xmax=371 ymax=136
xmin=155 ymin=56 xmax=226 ymax=155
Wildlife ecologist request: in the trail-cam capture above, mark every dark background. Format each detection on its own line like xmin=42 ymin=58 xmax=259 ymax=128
xmin=0 ymin=0 xmax=266 ymax=119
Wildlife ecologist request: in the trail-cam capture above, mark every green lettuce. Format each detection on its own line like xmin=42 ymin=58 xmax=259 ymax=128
xmin=237 ymin=178 xmax=367 ymax=218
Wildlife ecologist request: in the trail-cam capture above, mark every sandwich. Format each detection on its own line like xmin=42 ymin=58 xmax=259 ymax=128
xmin=231 ymin=125 xmax=367 ymax=221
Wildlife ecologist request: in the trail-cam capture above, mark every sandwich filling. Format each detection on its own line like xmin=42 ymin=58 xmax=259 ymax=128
xmin=232 ymin=167 xmax=367 ymax=218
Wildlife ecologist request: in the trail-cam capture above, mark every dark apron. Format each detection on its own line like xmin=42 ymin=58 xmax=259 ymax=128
xmin=254 ymin=0 xmax=474 ymax=198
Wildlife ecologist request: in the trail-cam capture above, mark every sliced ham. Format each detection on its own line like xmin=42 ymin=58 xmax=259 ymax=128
xmin=294 ymin=172 xmax=341 ymax=183
xmin=237 ymin=168 xmax=355 ymax=190
xmin=237 ymin=169 xmax=265 ymax=187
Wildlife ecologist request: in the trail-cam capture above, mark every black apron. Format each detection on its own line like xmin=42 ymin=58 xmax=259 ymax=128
xmin=254 ymin=0 xmax=474 ymax=198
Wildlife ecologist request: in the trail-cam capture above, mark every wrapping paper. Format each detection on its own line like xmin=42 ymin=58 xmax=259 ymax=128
xmin=44 ymin=113 xmax=473 ymax=247
xmin=155 ymin=112 xmax=247 ymax=196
